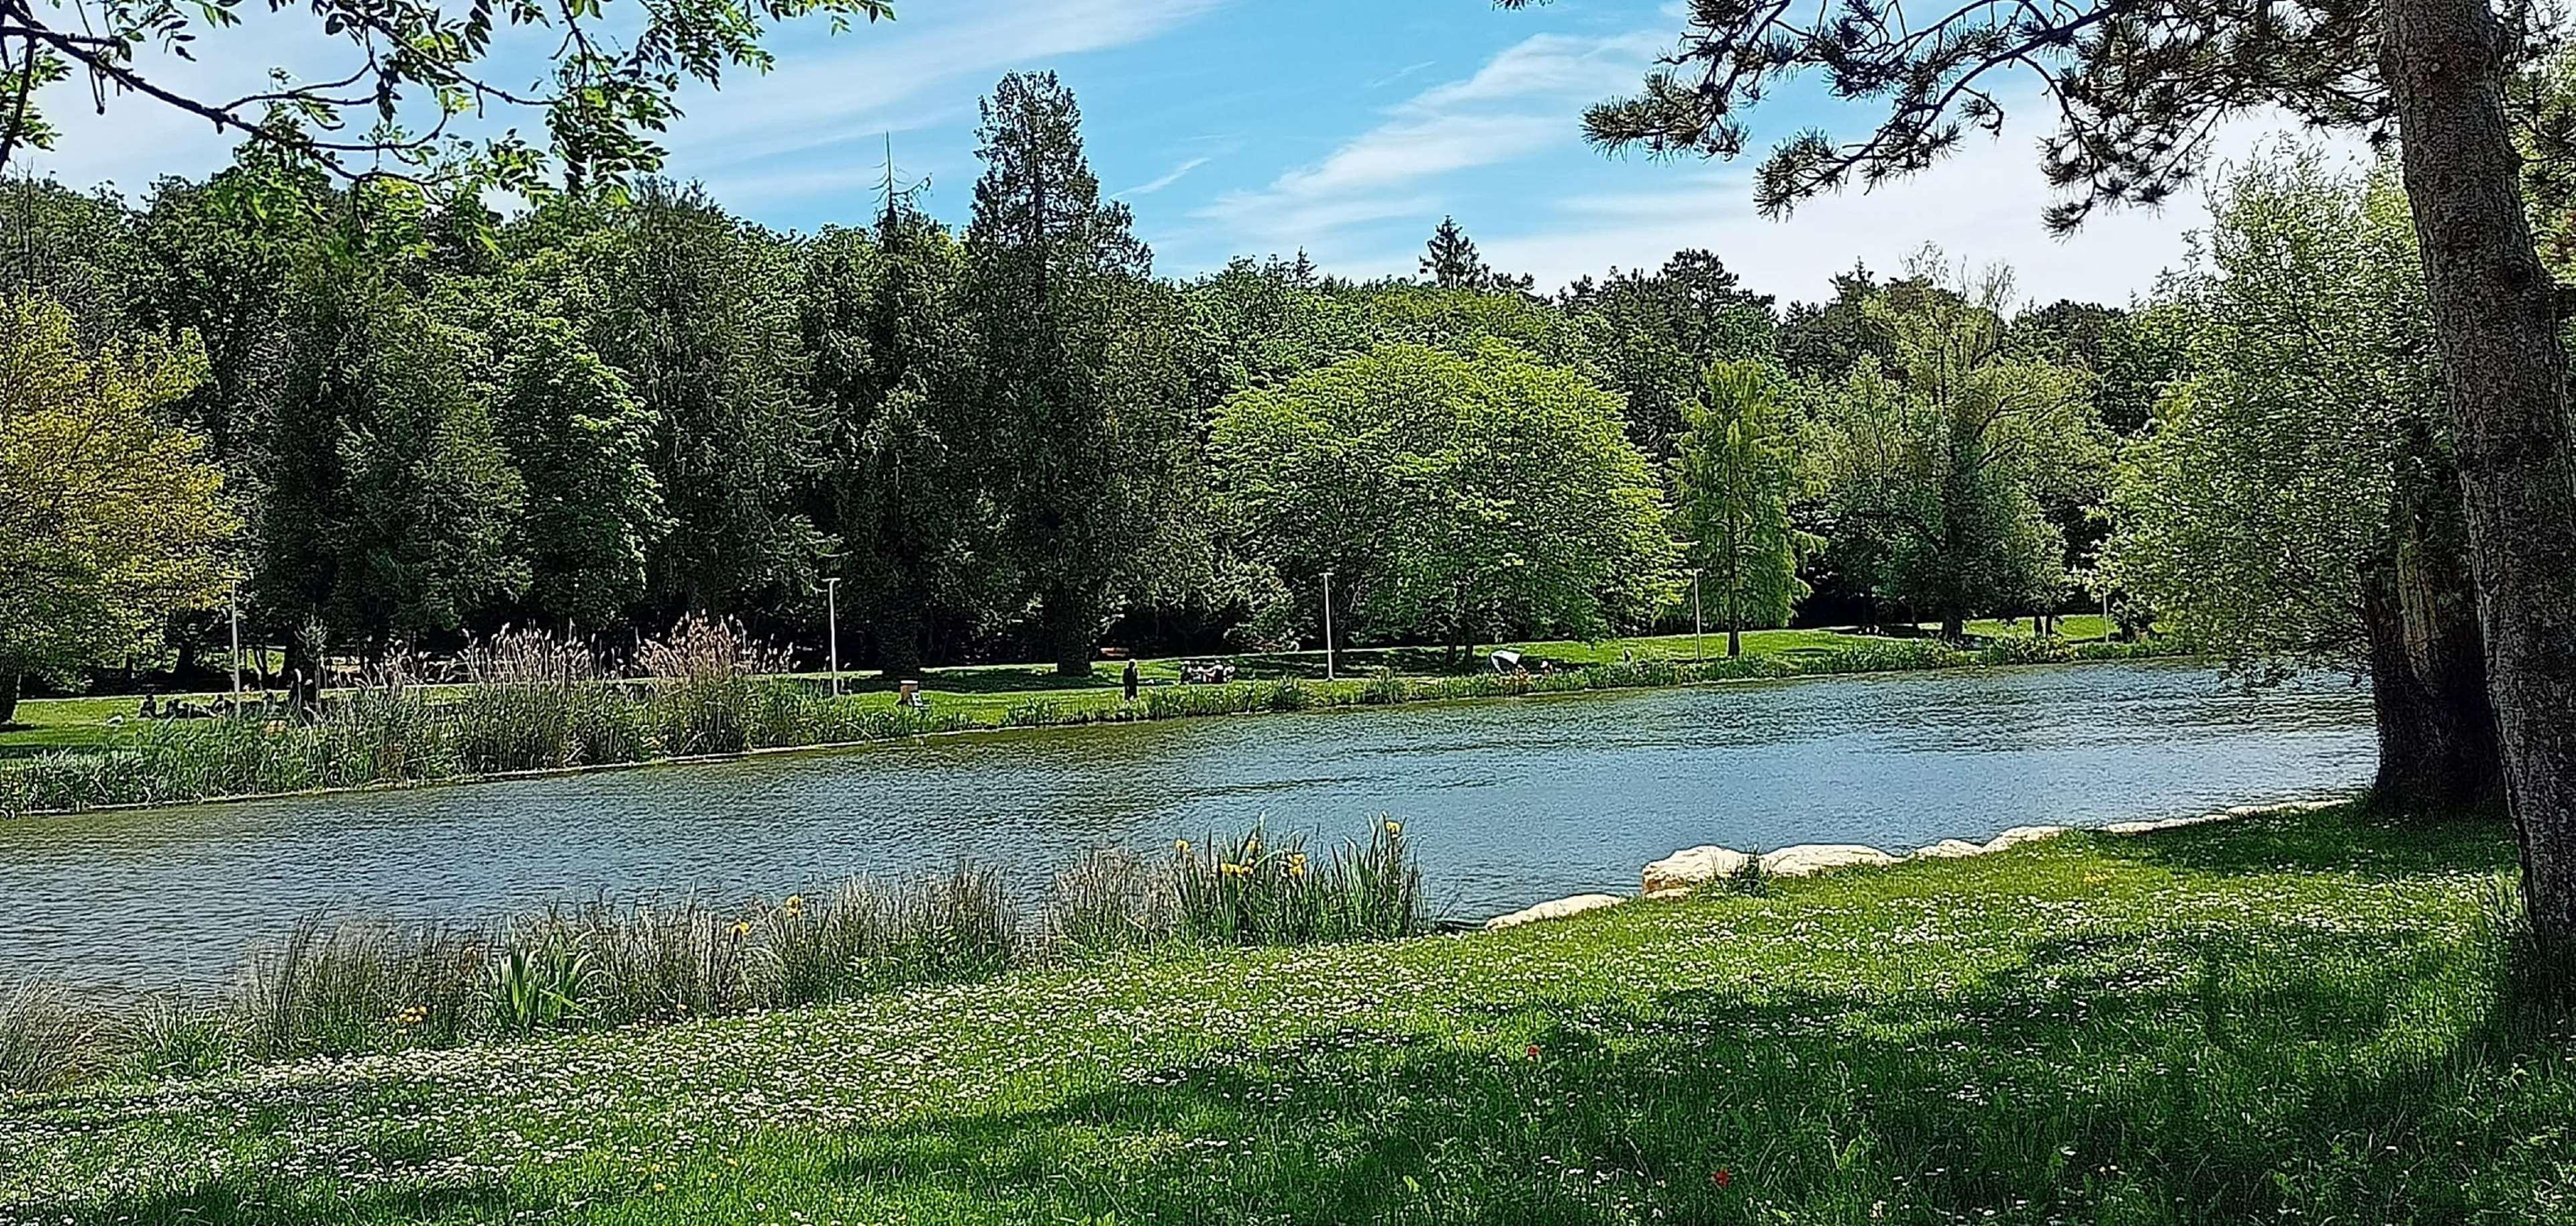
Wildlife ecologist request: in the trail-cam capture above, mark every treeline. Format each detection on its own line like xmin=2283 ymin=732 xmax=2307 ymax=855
xmin=1 ymin=70 xmax=2175 ymax=713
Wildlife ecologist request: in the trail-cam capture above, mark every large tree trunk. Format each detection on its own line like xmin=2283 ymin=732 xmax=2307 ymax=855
xmin=0 ymin=672 xmax=19 ymax=726
xmin=2383 ymin=0 xmax=2576 ymax=937
xmin=1044 ymin=597 xmax=1095 ymax=679
xmin=875 ymin=599 xmax=925 ymax=682
xmin=2367 ymin=423 xmax=2505 ymax=814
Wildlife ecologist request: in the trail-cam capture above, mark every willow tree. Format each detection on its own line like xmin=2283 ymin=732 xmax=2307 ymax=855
xmin=1530 ymin=0 xmax=2576 ymax=939
xmin=1672 ymin=361 xmax=1810 ymax=655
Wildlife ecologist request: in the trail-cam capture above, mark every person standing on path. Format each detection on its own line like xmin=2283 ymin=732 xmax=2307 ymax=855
xmin=1123 ymin=658 xmax=1140 ymax=703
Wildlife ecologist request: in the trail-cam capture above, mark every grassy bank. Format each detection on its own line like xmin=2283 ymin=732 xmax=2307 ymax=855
xmin=0 ymin=803 xmax=2563 ymax=1224
xmin=2 ymin=619 xmax=2166 ymax=817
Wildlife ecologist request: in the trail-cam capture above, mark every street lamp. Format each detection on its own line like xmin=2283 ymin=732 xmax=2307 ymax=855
xmin=1322 ymin=570 xmax=1336 ymax=681
xmin=228 ymin=579 xmax=243 ymax=709
xmin=822 ymin=576 xmax=842 ymax=698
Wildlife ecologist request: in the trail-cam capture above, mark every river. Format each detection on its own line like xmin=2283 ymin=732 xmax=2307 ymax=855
xmin=0 ymin=660 xmax=2375 ymax=988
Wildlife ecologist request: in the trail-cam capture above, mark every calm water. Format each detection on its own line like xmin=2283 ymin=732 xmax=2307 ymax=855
xmin=0 ymin=660 xmax=2375 ymax=988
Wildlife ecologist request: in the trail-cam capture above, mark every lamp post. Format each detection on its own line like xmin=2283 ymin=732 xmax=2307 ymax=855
xmin=1322 ymin=570 xmax=1336 ymax=681
xmin=822 ymin=576 xmax=842 ymax=698
xmin=228 ymin=579 xmax=243 ymax=709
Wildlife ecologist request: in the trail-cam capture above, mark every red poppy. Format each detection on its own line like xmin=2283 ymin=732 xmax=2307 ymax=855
xmin=1711 ymin=1168 xmax=1733 ymax=1188
xmin=1526 ymin=1043 xmax=1540 ymax=1060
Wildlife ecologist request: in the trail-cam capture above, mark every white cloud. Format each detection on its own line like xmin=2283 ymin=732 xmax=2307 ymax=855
xmin=1469 ymin=115 xmax=2371 ymax=305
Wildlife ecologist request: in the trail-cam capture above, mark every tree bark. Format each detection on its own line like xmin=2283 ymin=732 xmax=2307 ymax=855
xmin=0 ymin=672 xmax=19 ymax=726
xmin=2382 ymin=0 xmax=2576 ymax=935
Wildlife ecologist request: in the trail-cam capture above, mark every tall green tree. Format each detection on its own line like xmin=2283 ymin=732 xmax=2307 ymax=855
xmin=801 ymin=195 xmax=991 ymax=678
xmin=568 ymin=182 xmax=825 ymax=619
xmin=0 ymin=294 xmax=235 ymax=721
xmin=1215 ymin=342 xmax=1675 ymax=653
xmin=2108 ymin=150 xmax=2497 ymax=813
xmin=967 ymin=71 xmax=1201 ymax=676
xmin=1418 ymin=216 xmax=1531 ymax=293
xmin=1673 ymin=361 xmax=1812 ymax=656
xmin=463 ymin=276 xmax=668 ymax=631
xmin=256 ymin=256 xmax=526 ymax=663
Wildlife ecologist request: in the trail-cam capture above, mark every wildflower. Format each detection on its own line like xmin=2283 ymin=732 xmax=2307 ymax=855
xmin=1174 ymin=839 xmax=1191 ymax=854
xmin=1287 ymin=852 xmax=1309 ymax=877
xmin=1384 ymin=820 xmax=1402 ymax=835
xmin=1220 ymin=862 xmax=1250 ymax=877
xmin=1711 ymin=1168 xmax=1732 ymax=1188
xmin=783 ymin=894 xmax=803 ymax=919
xmin=1525 ymin=1043 xmax=1540 ymax=1060
xmin=730 ymin=919 xmax=752 ymax=937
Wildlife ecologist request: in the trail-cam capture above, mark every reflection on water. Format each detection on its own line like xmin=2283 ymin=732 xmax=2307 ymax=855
xmin=0 ymin=660 xmax=2374 ymax=988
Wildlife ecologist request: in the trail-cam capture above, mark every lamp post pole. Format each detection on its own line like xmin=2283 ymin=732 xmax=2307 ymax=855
xmin=228 ymin=579 xmax=243 ymax=709
xmin=1322 ymin=570 xmax=1336 ymax=681
xmin=823 ymin=577 xmax=841 ymax=698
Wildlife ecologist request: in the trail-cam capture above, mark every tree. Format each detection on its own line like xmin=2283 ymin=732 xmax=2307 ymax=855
xmin=0 ymin=294 xmax=234 ymax=721
xmin=967 ymin=71 xmax=1202 ymax=676
xmin=2108 ymin=150 xmax=2497 ymax=813
xmin=1673 ymin=361 xmax=1812 ymax=656
xmin=1526 ymin=0 xmax=2576 ymax=940
xmin=0 ymin=0 xmax=887 ymax=193
xmin=1801 ymin=262 xmax=2102 ymax=637
xmin=256 ymin=256 xmax=526 ymax=662
xmin=466 ymin=281 xmax=668 ymax=630
xmin=565 ymin=182 xmax=826 ymax=619
xmin=1418 ymin=216 xmax=1532 ymax=293
xmin=801 ymin=193 xmax=991 ymax=678
xmin=1561 ymin=249 xmax=1778 ymax=458
xmin=1214 ymin=342 xmax=1676 ymax=653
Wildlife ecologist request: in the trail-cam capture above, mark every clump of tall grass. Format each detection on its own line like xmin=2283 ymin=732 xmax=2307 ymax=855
xmin=451 ymin=631 xmax=638 ymax=772
xmin=236 ymin=917 xmax=487 ymax=1058
xmin=638 ymin=614 xmax=797 ymax=756
xmin=0 ymin=981 xmax=87 ymax=1094
xmin=3 ymin=819 xmax=1426 ymax=1087
xmin=1162 ymin=818 xmax=1422 ymax=946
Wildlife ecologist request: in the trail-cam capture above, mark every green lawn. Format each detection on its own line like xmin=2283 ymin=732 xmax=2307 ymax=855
xmin=5 ymin=804 xmax=2565 ymax=1224
xmin=0 ymin=617 xmax=2115 ymax=762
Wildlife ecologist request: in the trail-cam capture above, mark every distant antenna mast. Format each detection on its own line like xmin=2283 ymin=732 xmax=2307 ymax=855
xmin=877 ymin=132 xmax=931 ymax=236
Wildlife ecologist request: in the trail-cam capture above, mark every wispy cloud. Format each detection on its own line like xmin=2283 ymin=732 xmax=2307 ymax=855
xmin=1193 ymin=28 xmax=1660 ymax=248
xmin=662 ymin=0 xmax=1228 ymax=172
xmin=1368 ymin=60 xmax=1436 ymax=89
xmin=1118 ymin=155 xmax=1213 ymax=198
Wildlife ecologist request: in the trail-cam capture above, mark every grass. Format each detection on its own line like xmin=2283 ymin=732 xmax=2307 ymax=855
xmin=2 ymin=803 xmax=2567 ymax=1224
xmin=2 ymin=618 xmax=2157 ymax=815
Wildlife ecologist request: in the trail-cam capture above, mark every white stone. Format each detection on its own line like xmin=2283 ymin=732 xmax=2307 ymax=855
xmin=1981 ymin=825 xmax=2069 ymax=854
xmin=2103 ymin=813 xmax=2225 ymax=835
xmin=1642 ymin=845 xmax=1754 ymax=895
xmin=1484 ymin=893 xmax=1625 ymax=930
xmin=1910 ymin=838 xmax=1989 ymax=859
xmin=1759 ymin=844 xmax=1900 ymax=878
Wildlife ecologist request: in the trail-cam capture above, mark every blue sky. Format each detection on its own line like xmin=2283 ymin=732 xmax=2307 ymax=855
xmin=28 ymin=0 xmax=2318 ymax=304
